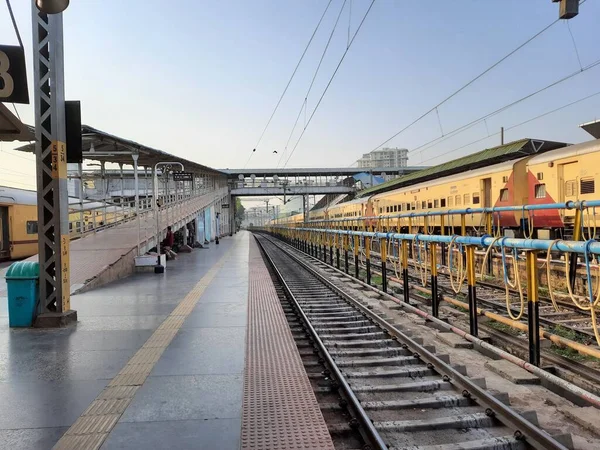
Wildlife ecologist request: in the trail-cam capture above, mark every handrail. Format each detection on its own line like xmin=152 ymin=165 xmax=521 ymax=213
xmin=274 ymin=226 xmax=600 ymax=255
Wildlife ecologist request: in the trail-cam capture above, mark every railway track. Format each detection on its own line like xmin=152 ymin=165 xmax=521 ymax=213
xmin=255 ymin=232 xmax=569 ymax=450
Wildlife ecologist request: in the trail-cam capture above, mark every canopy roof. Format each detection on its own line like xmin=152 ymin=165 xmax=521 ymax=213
xmin=16 ymin=125 xmax=224 ymax=176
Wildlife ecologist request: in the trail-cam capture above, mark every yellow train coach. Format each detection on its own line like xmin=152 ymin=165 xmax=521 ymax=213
xmin=0 ymin=185 xmax=129 ymax=261
xmin=0 ymin=186 xmax=38 ymax=260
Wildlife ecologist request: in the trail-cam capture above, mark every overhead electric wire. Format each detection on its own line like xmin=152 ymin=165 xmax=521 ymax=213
xmin=277 ymin=0 xmax=348 ymax=168
xmin=409 ymin=58 xmax=600 ymax=157
xmin=283 ymin=0 xmax=376 ymax=168
xmin=419 ymin=89 xmax=600 ymax=166
xmin=244 ymin=0 xmax=334 ymax=169
xmin=368 ymin=16 xmax=561 ymax=153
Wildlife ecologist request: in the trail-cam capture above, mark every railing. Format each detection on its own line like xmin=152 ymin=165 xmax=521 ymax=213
xmin=68 ymin=185 xmax=227 ymax=239
xmin=268 ymin=222 xmax=600 ymax=367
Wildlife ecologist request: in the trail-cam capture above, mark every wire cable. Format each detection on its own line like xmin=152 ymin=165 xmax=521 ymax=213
xmin=278 ymin=0 xmax=348 ymax=168
xmin=5 ymin=0 xmax=23 ymax=48
xmin=283 ymin=0 xmax=376 ymax=168
xmin=250 ymin=0 xmax=333 ymax=156
xmin=418 ymin=88 xmax=600 ymax=166
xmin=566 ymin=20 xmax=583 ymax=72
xmin=369 ymin=16 xmax=560 ymax=152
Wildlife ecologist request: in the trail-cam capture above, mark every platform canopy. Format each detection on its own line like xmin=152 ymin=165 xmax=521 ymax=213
xmin=16 ymin=124 xmax=224 ymax=175
xmin=580 ymin=120 xmax=600 ymax=139
xmin=0 ymin=103 xmax=34 ymax=142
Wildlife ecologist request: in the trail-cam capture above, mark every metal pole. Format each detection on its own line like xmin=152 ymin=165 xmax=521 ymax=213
xmin=466 ymin=245 xmax=478 ymax=337
xmin=365 ymin=236 xmax=371 ymax=284
xmin=78 ymin=162 xmax=83 ymax=235
xmin=526 ymin=251 xmax=541 ymax=366
xmin=401 ymin=240 xmax=410 ymax=303
xmin=381 ymin=238 xmax=387 ymax=293
xmin=133 ymin=154 xmax=140 ymax=254
xmin=354 ymin=235 xmax=359 ymax=279
xmin=32 ymin=5 xmax=75 ymax=321
xmin=119 ymin=162 xmax=124 ymax=223
xmin=430 ymin=242 xmax=438 ymax=317
xmin=569 ymin=209 xmax=582 ymax=292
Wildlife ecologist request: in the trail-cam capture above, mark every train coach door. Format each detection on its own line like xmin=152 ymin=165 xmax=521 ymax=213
xmin=559 ymin=162 xmax=579 ymax=202
xmin=482 ymin=178 xmax=492 ymax=207
xmin=0 ymin=207 xmax=9 ymax=260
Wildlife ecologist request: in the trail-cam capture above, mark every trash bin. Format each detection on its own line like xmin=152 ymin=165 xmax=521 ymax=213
xmin=5 ymin=261 xmax=39 ymax=327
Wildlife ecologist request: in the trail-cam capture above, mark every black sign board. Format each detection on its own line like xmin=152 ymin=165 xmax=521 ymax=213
xmin=222 ymin=204 xmax=230 ymax=208
xmin=0 ymin=45 xmax=29 ymax=104
xmin=173 ymin=172 xmax=193 ymax=182
xmin=65 ymin=101 xmax=83 ymax=163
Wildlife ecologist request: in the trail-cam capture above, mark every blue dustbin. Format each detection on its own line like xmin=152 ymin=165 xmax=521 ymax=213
xmin=5 ymin=261 xmax=39 ymax=327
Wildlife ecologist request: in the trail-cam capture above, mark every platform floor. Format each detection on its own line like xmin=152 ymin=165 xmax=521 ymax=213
xmin=0 ymin=231 xmax=331 ymax=449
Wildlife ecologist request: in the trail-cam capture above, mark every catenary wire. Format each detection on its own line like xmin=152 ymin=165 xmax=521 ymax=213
xmin=367 ymin=16 xmax=562 ymax=152
xmin=409 ymin=58 xmax=600 ymax=157
xmin=245 ymin=0 xmax=334 ymax=169
xmin=277 ymin=0 xmax=349 ymax=168
xmin=283 ymin=0 xmax=376 ymax=168
xmin=418 ymin=89 xmax=600 ymax=166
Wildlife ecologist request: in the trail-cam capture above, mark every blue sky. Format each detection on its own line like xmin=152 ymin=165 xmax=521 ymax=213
xmin=1 ymin=0 xmax=599 ymax=191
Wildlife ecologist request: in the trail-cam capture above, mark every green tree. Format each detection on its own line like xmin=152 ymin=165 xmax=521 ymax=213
xmin=235 ymin=198 xmax=245 ymax=229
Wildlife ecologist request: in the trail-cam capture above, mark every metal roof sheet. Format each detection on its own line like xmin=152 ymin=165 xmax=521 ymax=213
xmin=358 ymin=138 xmax=567 ymax=197
xmin=15 ymin=125 xmax=224 ymax=176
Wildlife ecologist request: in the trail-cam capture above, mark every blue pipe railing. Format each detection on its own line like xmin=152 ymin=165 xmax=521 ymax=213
xmin=279 ymin=227 xmax=600 ymax=255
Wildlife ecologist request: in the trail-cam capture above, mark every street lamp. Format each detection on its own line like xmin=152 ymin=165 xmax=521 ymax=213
xmin=36 ymin=0 xmax=69 ymax=14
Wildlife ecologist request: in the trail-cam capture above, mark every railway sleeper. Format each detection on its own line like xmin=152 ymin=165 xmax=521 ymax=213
xmin=329 ymin=347 xmax=411 ymax=358
xmin=319 ymin=331 xmax=387 ymax=340
xmin=391 ymin=435 xmax=527 ymax=450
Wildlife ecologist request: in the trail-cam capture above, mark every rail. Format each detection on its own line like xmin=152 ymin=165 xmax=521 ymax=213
xmin=258 ymin=232 xmax=570 ymax=449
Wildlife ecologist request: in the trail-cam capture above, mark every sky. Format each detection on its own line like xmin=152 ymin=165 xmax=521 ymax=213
xmin=1 ymin=0 xmax=599 ymax=196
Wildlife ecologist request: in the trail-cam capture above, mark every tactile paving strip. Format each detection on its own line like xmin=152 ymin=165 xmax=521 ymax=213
xmin=52 ymin=244 xmax=237 ymax=450
xmin=241 ymin=239 xmax=335 ymax=450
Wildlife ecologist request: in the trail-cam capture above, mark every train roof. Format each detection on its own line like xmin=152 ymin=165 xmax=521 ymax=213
xmin=0 ymin=186 xmax=37 ymax=205
xmin=371 ymin=160 xmax=517 ymax=200
xmin=358 ymin=138 xmax=567 ymax=197
xmin=526 ymin=138 xmax=600 ymax=165
xmin=0 ymin=185 xmax=116 ymax=210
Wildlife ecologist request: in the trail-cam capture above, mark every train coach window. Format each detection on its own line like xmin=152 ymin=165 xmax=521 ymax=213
xmin=406 ymin=202 xmax=411 ymax=211
xmin=434 ymin=199 xmax=439 ymax=208
xmin=463 ymin=194 xmax=470 ymax=205
xmin=502 ymin=175 xmax=509 ymax=183
xmin=441 ymin=198 xmax=446 ymax=207
xmin=537 ymin=172 xmax=544 ymax=181
xmin=455 ymin=195 xmax=461 ymax=206
xmin=421 ymin=201 xmax=426 ymax=209
xmin=472 ymin=193 xmax=480 ymax=205
xmin=26 ymin=221 xmax=38 ymax=234
xmin=581 ymin=178 xmax=595 ymax=195
xmin=412 ymin=202 xmax=416 ymax=210
xmin=500 ymin=188 xmax=509 ymax=201
xmin=447 ymin=196 xmax=453 ymax=207
xmin=535 ymin=184 xmax=546 ymax=199
xmin=386 ymin=206 xmax=390 ymax=213
xmin=379 ymin=208 xmax=383 ymax=214
xmin=427 ymin=200 xmax=433 ymax=209
xmin=566 ymin=180 xmax=577 ymax=197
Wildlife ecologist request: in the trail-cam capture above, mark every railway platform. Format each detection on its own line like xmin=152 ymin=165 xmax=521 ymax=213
xmin=0 ymin=231 xmax=333 ymax=450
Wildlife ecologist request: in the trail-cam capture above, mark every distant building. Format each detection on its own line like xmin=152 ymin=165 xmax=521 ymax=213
xmin=357 ymin=147 xmax=408 ymax=169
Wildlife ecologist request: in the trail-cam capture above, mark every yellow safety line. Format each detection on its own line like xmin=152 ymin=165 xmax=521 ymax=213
xmin=53 ymin=242 xmax=238 ymax=450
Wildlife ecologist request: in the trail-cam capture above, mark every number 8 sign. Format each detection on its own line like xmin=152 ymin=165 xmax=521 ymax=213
xmin=0 ymin=45 xmax=29 ymax=104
